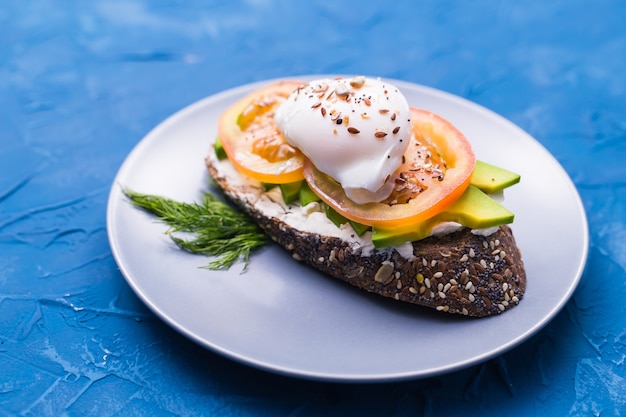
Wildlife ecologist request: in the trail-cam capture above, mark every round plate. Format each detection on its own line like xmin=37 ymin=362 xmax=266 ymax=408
xmin=106 ymin=76 xmax=588 ymax=382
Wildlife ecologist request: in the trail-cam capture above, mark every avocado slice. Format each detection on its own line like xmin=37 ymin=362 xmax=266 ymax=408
xmin=261 ymin=182 xmax=277 ymax=191
xmin=260 ymin=180 xmax=304 ymax=204
xmin=279 ymin=181 xmax=303 ymax=205
xmin=349 ymin=220 xmax=372 ymax=237
xmin=471 ymin=160 xmax=520 ymax=194
xmin=372 ymin=185 xmax=514 ymax=248
xmin=299 ymin=181 xmax=321 ymax=206
xmin=323 ymin=203 xmax=371 ymax=236
xmin=214 ymin=137 xmax=228 ymax=160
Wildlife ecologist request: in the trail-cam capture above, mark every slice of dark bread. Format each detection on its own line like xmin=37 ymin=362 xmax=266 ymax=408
xmin=205 ymin=149 xmax=526 ymax=317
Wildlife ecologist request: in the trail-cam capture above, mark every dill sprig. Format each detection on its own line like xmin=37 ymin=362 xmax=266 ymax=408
xmin=123 ymin=188 xmax=269 ymax=270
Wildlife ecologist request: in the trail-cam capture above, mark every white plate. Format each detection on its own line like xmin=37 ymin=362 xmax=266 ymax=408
xmin=106 ymin=76 xmax=588 ymax=382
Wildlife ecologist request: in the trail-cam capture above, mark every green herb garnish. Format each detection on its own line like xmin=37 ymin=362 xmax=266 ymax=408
xmin=123 ymin=188 xmax=269 ymax=270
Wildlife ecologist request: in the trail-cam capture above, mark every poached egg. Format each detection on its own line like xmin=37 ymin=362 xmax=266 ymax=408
xmin=274 ymin=76 xmax=411 ymax=204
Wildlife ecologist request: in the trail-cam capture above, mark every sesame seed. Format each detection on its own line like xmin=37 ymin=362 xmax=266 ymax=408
xmin=468 ymin=294 xmax=475 ymax=302
xmin=469 ymin=248 xmax=475 ymax=258
xmin=335 ymin=83 xmax=349 ymax=97
xmin=438 ymin=292 xmax=446 ymax=299
xmin=349 ymin=76 xmax=365 ymax=88
xmin=460 ymin=254 xmax=469 ymax=262
xmin=374 ymin=262 xmax=394 ymax=283
xmin=424 ymin=278 xmax=431 ymax=289
xmin=433 ymin=271 xmax=443 ymax=278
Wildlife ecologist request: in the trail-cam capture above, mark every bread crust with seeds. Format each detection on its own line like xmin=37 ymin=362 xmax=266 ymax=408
xmin=205 ymin=150 xmax=526 ymax=317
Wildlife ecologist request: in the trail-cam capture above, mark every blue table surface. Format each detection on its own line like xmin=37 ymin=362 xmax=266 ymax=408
xmin=2 ymin=0 xmax=625 ymax=415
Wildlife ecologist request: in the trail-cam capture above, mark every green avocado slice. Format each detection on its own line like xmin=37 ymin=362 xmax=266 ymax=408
xmin=299 ymin=181 xmax=321 ymax=206
xmin=371 ymin=185 xmax=514 ymax=248
xmin=323 ymin=203 xmax=371 ymax=236
xmin=279 ymin=181 xmax=303 ymax=205
xmin=471 ymin=160 xmax=520 ymax=194
xmin=214 ymin=137 xmax=228 ymax=160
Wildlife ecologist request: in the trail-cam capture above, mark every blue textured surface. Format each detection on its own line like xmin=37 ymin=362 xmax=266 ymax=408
xmin=1 ymin=0 xmax=625 ymax=415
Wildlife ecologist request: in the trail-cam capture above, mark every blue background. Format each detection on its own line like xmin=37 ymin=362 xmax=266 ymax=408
xmin=2 ymin=0 xmax=625 ymax=415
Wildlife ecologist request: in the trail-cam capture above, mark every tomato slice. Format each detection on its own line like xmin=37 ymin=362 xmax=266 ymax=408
xmin=218 ymin=81 xmax=306 ymax=184
xmin=304 ymin=109 xmax=476 ymax=228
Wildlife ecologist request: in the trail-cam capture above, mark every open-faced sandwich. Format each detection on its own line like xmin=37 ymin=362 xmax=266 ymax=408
xmin=205 ymin=76 xmax=526 ymax=317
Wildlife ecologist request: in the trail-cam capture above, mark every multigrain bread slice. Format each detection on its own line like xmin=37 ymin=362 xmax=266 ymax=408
xmin=205 ymin=148 xmax=526 ymax=317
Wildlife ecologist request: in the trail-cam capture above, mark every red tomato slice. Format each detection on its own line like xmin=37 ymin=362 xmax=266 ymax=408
xmin=218 ymin=81 xmax=306 ymax=184
xmin=304 ymin=109 xmax=476 ymax=228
